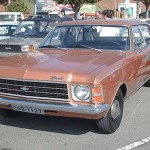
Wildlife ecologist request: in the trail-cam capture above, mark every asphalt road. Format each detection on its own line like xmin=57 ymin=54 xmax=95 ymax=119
xmin=0 ymin=86 xmax=150 ymax=150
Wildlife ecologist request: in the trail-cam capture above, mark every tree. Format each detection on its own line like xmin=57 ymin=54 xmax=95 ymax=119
xmin=7 ymin=0 xmax=27 ymax=13
xmin=55 ymin=0 xmax=100 ymax=18
xmin=134 ymin=0 xmax=150 ymax=18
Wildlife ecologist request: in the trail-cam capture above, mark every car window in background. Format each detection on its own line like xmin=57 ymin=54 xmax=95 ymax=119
xmin=0 ymin=14 xmax=14 ymax=21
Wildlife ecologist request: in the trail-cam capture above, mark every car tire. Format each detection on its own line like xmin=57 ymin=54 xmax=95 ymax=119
xmin=96 ymin=89 xmax=124 ymax=134
xmin=0 ymin=109 xmax=21 ymax=118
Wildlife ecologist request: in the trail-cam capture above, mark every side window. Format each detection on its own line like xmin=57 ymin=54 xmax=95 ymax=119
xmin=132 ymin=26 xmax=145 ymax=50
xmin=139 ymin=25 xmax=150 ymax=45
xmin=17 ymin=14 xmax=22 ymax=21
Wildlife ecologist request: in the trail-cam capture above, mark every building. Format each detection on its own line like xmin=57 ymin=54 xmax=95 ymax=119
xmin=97 ymin=0 xmax=146 ymax=18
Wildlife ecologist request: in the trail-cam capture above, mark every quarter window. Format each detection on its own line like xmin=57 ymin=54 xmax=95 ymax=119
xmin=139 ymin=25 xmax=150 ymax=45
xmin=132 ymin=26 xmax=145 ymax=49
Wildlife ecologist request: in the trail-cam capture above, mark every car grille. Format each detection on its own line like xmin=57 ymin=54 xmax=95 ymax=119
xmin=0 ymin=44 xmax=21 ymax=53
xmin=0 ymin=78 xmax=68 ymax=101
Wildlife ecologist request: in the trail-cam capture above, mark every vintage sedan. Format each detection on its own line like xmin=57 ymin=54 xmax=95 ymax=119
xmin=0 ymin=19 xmax=150 ymax=134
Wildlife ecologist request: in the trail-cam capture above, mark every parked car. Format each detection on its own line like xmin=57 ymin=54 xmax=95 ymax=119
xmin=0 ymin=19 xmax=150 ymax=134
xmin=0 ymin=12 xmax=24 ymax=23
xmin=139 ymin=10 xmax=150 ymax=18
xmin=0 ymin=22 xmax=19 ymax=40
xmin=0 ymin=16 xmax=72 ymax=57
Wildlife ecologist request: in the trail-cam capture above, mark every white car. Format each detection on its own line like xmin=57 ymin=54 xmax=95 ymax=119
xmin=0 ymin=12 xmax=24 ymax=23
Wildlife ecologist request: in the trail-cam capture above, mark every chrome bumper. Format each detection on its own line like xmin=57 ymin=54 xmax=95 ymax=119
xmin=0 ymin=97 xmax=109 ymax=115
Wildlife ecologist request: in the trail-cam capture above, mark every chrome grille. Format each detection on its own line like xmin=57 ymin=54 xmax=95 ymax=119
xmin=0 ymin=44 xmax=21 ymax=53
xmin=0 ymin=78 xmax=68 ymax=101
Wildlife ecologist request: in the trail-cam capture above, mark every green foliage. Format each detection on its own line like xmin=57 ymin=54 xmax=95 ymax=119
xmin=7 ymin=0 xmax=27 ymax=13
xmin=55 ymin=0 xmax=99 ymax=17
xmin=55 ymin=0 xmax=99 ymax=4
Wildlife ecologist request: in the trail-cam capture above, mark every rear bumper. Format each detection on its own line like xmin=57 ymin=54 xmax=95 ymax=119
xmin=0 ymin=97 xmax=109 ymax=115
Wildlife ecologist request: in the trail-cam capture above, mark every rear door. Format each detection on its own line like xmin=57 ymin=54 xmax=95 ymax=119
xmin=132 ymin=24 xmax=150 ymax=86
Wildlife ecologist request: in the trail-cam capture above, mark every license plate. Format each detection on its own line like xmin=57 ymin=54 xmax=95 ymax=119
xmin=11 ymin=104 xmax=45 ymax=114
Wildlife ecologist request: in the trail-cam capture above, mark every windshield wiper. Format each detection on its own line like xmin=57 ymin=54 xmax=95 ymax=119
xmin=67 ymin=44 xmax=102 ymax=52
xmin=79 ymin=44 xmax=102 ymax=53
xmin=39 ymin=45 xmax=67 ymax=51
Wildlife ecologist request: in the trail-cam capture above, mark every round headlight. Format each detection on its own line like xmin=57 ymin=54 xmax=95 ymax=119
xmin=74 ymin=85 xmax=90 ymax=100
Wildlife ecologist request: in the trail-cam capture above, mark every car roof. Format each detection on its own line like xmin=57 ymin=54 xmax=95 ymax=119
xmin=0 ymin=22 xmax=19 ymax=25
xmin=23 ymin=16 xmax=73 ymax=22
xmin=23 ymin=17 xmax=59 ymax=22
xmin=0 ymin=12 xmax=23 ymax=15
xmin=59 ymin=19 xmax=148 ymax=27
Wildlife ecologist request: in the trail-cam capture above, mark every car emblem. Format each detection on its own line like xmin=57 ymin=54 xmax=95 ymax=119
xmin=20 ymin=86 xmax=29 ymax=91
xmin=50 ymin=76 xmax=63 ymax=81
xmin=5 ymin=47 xmax=11 ymax=50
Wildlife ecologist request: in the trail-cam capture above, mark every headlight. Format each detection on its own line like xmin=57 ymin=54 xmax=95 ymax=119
xmin=22 ymin=45 xmax=35 ymax=53
xmin=72 ymin=85 xmax=91 ymax=101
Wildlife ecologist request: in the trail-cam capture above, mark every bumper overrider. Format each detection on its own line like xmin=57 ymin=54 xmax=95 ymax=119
xmin=0 ymin=97 xmax=109 ymax=116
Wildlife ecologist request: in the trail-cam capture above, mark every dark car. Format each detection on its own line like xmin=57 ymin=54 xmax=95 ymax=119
xmin=139 ymin=10 xmax=150 ymax=18
xmin=0 ymin=16 xmax=73 ymax=57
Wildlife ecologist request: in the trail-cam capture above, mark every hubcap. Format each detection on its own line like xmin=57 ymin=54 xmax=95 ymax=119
xmin=111 ymin=99 xmax=120 ymax=120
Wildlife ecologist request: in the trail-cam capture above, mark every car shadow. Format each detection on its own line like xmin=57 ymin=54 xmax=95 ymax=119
xmin=0 ymin=113 xmax=102 ymax=135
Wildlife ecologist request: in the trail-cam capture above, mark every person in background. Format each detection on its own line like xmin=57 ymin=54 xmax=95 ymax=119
xmin=102 ymin=9 xmax=113 ymax=19
xmin=67 ymin=11 xmax=75 ymax=20
xmin=58 ymin=9 xmax=68 ymax=18
xmin=109 ymin=10 xmax=117 ymax=19
xmin=95 ymin=11 xmax=103 ymax=19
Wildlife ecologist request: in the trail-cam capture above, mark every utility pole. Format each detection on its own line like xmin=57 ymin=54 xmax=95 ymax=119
xmin=34 ymin=0 xmax=37 ymax=16
xmin=136 ymin=0 xmax=141 ymax=18
xmin=8 ymin=0 xmax=10 ymax=5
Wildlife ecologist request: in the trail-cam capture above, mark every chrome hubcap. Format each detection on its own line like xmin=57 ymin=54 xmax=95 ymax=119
xmin=111 ymin=99 xmax=120 ymax=120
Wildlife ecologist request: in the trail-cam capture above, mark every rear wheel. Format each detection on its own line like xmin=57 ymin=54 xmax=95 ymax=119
xmin=96 ymin=89 xmax=124 ymax=134
xmin=0 ymin=109 xmax=21 ymax=118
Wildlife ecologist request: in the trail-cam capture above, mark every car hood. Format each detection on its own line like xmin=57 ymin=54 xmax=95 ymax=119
xmin=0 ymin=51 xmax=126 ymax=84
xmin=0 ymin=37 xmax=42 ymax=48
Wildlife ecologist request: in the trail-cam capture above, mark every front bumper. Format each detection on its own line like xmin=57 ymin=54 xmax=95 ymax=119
xmin=0 ymin=97 xmax=109 ymax=115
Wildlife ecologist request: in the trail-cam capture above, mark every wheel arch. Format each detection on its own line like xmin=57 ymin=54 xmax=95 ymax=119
xmin=119 ymin=83 xmax=127 ymax=99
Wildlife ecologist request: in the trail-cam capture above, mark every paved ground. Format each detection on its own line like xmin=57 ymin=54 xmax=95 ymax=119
xmin=0 ymin=86 xmax=150 ymax=150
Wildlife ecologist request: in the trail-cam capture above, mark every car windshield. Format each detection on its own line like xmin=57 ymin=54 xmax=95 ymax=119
xmin=13 ymin=20 xmax=58 ymax=38
xmin=40 ymin=25 xmax=130 ymax=51
xmin=0 ymin=25 xmax=17 ymax=36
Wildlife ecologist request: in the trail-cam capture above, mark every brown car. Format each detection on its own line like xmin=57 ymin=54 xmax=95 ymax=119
xmin=0 ymin=19 xmax=150 ymax=134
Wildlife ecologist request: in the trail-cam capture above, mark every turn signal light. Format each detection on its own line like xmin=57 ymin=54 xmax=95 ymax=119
xmin=29 ymin=45 xmax=35 ymax=53
xmin=92 ymin=86 xmax=103 ymax=103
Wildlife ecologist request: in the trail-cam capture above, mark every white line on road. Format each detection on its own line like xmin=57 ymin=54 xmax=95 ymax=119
xmin=116 ymin=137 xmax=150 ymax=150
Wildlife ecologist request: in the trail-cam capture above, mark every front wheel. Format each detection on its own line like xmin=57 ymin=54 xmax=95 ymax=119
xmin=96 ymin=89 xmax=124 ymax=134
xmin=0 ymin=109 xmax=21 ymax=118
